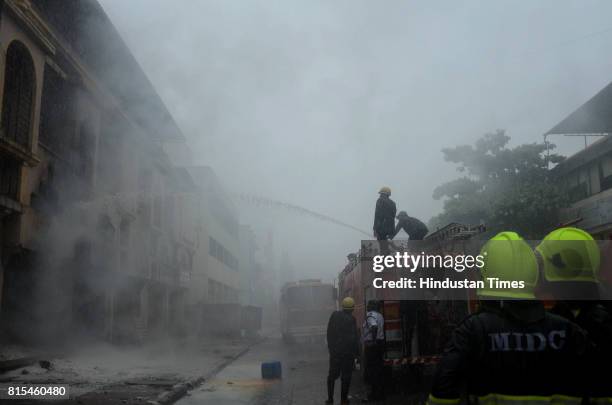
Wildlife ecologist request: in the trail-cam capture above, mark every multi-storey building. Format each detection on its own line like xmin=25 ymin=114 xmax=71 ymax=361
xmin=546 ymin=80 xmax=612 ymax=239
xmin=0 ymin=0 xmax=194 ymax=344
xmin=238 ymin=224 xmax=259 ymax=306
xmin=187 ymin=166 xmax=241 ymax=308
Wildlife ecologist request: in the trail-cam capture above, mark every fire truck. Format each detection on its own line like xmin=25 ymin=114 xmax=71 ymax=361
xmin=338 ymin=223 xmax=485 ymax=391
xmin=280 ymin=279 xmax=337 ymax=343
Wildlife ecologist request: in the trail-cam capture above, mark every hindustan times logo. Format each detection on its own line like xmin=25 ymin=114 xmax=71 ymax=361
xmin=372 ymin=251 xmax=486 ymax=273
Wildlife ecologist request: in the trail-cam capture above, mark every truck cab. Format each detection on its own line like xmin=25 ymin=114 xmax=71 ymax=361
xmin=280 ymin=279 xmax=337 ymax=343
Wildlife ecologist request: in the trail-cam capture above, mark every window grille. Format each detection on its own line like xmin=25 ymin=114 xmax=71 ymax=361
xmin=1 ymin=41 xmax=35 ymax=148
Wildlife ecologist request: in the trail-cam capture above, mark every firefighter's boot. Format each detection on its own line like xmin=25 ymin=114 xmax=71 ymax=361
xmin=326 ymin=378 xmax=334 ymax=404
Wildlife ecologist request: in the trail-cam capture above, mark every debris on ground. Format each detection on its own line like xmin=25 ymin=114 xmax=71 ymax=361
xmin=0 ymin=357 xmax=39 ymax=373
xmin=39 ymin=360 xmax=52 ymax=369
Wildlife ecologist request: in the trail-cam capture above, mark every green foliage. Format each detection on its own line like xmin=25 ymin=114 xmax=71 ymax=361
xmin=429 ymin=130 xmax=567 ymax=238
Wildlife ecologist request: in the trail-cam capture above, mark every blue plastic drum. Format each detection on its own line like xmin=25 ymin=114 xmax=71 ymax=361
xmin=261 ymin=361 xmax=282 ymax=379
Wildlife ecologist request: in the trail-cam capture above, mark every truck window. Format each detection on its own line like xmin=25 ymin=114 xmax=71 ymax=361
xmin=286 ymin=285 xmax=335 ymax=310
xmin=311 ymin=286 xmax=335 ymax=306
xmin=287 ymin=287 xmax=313 ymax=309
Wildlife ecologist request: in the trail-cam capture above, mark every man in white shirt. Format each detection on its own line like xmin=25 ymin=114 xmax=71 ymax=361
xmin=362 ymin=300 xmax=385 ymax=402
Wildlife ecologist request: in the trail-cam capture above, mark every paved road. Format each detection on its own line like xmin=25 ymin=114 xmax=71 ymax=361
xmin=177 ymin=337 xmax=425 ymax=405
xmin=0 ymin=338 xmax=254 ymax=405
xmin=178 ymin=337 xmax=357 ymax=404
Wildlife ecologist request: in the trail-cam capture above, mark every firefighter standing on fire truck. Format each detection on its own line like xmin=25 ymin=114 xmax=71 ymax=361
xmin=373 ymin=186 xmax=396 ymax=255
xmin=428 ymin=231 xmax=589 ymax=405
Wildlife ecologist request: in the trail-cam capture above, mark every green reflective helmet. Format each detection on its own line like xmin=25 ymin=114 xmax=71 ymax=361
xmin=478 ymin=231 xmax=538 ymax=299
xmin=535 ymin=227 xmax=600 ymax=283
xmin=342 ymin=297 xmax=355 ymax=310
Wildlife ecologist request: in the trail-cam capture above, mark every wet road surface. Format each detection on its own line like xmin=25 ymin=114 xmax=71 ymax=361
xmin=177 ymin=337 xmax=425 ymax=404
xmin=178 ymin=337 xmax=342 ymax=404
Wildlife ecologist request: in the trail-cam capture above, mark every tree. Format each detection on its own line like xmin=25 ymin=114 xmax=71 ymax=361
xmin=429 ymin=130 xmax=566 ymax=238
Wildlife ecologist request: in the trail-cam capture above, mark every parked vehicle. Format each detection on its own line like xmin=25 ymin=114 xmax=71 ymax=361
xmin=280 ymin=279 xmax=337 ymax=343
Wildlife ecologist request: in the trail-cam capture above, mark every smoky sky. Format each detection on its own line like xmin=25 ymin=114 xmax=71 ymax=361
xmin=98 ymin=0 xmax=612 ymax=279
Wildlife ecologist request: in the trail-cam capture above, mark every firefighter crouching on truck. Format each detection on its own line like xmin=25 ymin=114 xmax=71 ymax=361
xmin=428 ymin=231 xmax=589 ymax=405
xmin=362 ymin=300 xmax=385 ymax=403
xmin=326 ymin=297 xmax=359 ymax=405
xmin=393 ymin=211 xmax=429 ymax=240
xmin=536 ymin=227 xmax=612 ymax=405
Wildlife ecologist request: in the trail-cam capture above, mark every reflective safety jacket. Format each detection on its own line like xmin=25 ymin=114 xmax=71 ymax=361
xmin=428 ymin=301 xmax=588 ymax=405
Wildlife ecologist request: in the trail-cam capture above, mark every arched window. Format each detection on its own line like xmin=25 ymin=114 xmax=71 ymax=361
xmin=1 ymin=41 xmax=35 ymax=148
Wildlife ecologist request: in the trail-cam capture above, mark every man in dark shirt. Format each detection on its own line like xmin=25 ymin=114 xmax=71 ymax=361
xmin=394 ymin=211 xmax=429 ymax=240
xmin=326 ymin=297 xmax=359 ymax=405
xmin=373 ymin=187 xmax=396 ymax=254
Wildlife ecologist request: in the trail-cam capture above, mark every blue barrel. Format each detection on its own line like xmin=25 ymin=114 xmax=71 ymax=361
xmin=261 ymin=361 xmax=282 ymax=379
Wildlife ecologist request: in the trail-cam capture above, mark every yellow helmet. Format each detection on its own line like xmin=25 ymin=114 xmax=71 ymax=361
xmin=478 ymin=231 xmax=538 ymax=299
xmin=341 ymin=297 xmax=355 ymax=310
xmin=535 ymin=227 xmax=600 ymax=283
xmin=379 ymin=186 xmax=391 ymax=196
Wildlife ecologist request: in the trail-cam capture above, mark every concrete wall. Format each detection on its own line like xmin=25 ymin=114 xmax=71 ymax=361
xmin=560 ymin=187 xmax=612 ymax=238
